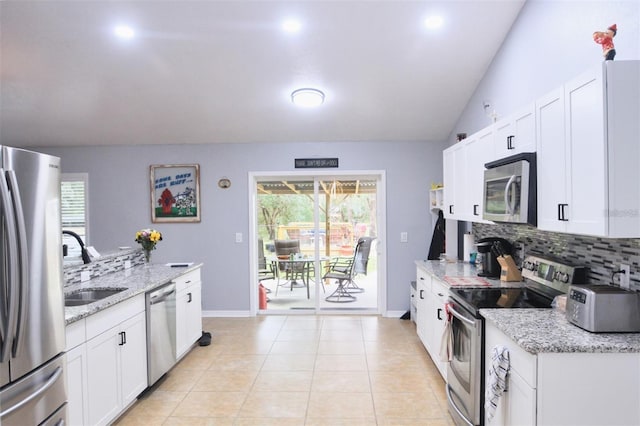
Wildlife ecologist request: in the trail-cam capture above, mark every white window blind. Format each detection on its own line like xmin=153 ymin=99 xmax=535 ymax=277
xmin=61 ymin=173 xmax=89 ymax=258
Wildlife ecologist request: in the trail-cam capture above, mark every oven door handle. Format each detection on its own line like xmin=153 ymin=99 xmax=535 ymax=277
xmin=448 ymin=304 xmax=476 ymax=327
xmin=446 ymin=384 xmax=475 ymax=426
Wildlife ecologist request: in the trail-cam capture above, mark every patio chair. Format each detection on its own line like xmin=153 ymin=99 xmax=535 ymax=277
xmin=344 ymin=236 xmax=374 ymax=293
xmin=323 ymin=237 xmax=374 ymax=302
xmin=274 ymin=239 xmax=306 ymax=294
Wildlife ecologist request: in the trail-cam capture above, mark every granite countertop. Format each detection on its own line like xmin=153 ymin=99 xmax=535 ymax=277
xmin=416 ymin=259 xmax=640 ymax=354
xmin=481 ymin=308 xmax=640 ymax=354
xmin=415 ymin=259 xmax=516 ymax=288
xmin=64 ymin=263 xmax=202 ymax=325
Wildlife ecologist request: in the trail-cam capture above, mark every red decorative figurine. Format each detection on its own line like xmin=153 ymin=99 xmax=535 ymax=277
xmin=593 ymin=24 xmax=617 ymax=61
xmin=158 ymin=188 xmax=175 ymax=214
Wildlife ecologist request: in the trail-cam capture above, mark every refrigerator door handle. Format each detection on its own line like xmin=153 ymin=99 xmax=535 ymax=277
xmin=6 ymin=170 xmax=29 ymax=358
xmin=0 ymin=169 xmax=20 ymax=363
xmin=0 ymin=366 xmax=63 ymax=418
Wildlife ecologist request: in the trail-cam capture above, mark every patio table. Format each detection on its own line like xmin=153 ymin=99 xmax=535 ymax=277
xmin=270 ymin=256 xmax=330 ymax=299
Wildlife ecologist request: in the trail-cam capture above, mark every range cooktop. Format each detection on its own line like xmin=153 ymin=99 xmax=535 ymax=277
xmin=449 ymin=255 xmax=588 ymax=316
xmin=450 ymin=286 xmax=556 ymax=315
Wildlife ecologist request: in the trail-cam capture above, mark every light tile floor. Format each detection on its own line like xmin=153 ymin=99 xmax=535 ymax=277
xmin=115 ymin=316 xmax=455 ymax=425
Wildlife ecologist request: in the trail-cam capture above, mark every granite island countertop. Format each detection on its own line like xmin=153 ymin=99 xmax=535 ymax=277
xmin=64 ymin=263 xmax=202 ymax=325
xmin=481 ymin=308 xmax=640 ymax=354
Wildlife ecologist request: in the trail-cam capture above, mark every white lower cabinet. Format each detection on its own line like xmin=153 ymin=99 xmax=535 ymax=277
xmin=175 ymin=268 xmax=203 ymax=359
xmin=425 ymin=278 xmax=448 ymax=379
xmin=485 ymin=323 xmax=536 ymax=426
xmin=415 ymin=266 xmax=448 ymax=380
xmin=66 ymin=294 xmax=147 ymax=426
xmin=485 ymin=322 xmax=640 ymax=426
xmin=65 ymin=321 xmax=89 ymax=426
xmin=415 ymin=268 xmax=430 ymax=347
xmin=87 ymin=299 xmax=147 ymax=426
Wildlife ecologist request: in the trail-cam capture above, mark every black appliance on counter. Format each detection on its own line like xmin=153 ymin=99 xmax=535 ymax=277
xmin=475 ymin=237 xmax=513 ymax=278
xmin=445 ymin=255 xmax=587 ymax=426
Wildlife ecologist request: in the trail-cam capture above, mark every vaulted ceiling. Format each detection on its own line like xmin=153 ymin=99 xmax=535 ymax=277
xmin=0 ymin=1 xmax=525 ymax=147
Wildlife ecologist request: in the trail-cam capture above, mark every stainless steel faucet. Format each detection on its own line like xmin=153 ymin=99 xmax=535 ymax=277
xmin=62 ymin=230 xmax=91 ymax=264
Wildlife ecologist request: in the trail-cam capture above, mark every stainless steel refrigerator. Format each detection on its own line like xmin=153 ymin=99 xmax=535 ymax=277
xmin=0 ymin=146 xmax=67 ymax=425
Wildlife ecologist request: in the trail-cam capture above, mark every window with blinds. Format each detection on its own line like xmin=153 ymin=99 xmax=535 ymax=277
xmin=61 ymin=173 xmax=88 ymax=258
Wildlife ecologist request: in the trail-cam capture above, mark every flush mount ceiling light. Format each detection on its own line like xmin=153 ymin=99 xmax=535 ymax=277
xmin=282 ymin=19 xmax=302 ymax=33
xmin=424 ymin=15 xmax=444 ymax=29
xmin=113 ymin=25 xmax=136 ymax=39
xmin=291 ymin=88 xmax=325 ymax=108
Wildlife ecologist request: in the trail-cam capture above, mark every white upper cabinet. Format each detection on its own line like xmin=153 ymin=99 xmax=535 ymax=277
xmin=443 ymin=130 xmax=494 ymax=223
xmin=444 ymin=60 xmax=639 ymax=237
xmin=536 ymin=87 xmax=567 ymax=233
xmin=443 ymin=143 xmax=462 ymax=220
xmin=466 ymin=127 xmax=494 ymax=223
xmin=492 ymin=103 xmax=536 ymax=160
xmin=537 ymin=60 xmax=640 ymax=237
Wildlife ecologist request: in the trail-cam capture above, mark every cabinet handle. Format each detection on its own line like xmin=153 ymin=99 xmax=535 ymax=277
xmin=473 ymin=204 xmax=479 ymax=216
xmin=419 ymin=289 xmax=424 ymax=300
xmin=187 ymin=292 xmax=193 ymax=303
xmin=437 ymin=308 xmax=443 ymax=320
xmin=185 ymin=280 xmax=191 ymax=284
xmin=118 ymin=331 xmax=126 ymax=346
xmin=449 ymin=205 xmax=454 ymax=214
xmin=558 ymin=204 xmax=569 ymax=221
xmin=420 ymin=276 xmax=425 ymax=281
xmin=507 ymin=135 xmax=515 ymax=149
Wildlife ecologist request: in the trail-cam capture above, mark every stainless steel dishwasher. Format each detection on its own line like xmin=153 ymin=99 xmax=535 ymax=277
xmin=146 ymin=282 xmax=177 ymax=386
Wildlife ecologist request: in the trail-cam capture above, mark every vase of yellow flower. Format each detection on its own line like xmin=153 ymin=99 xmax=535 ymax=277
xmin=135 ymin=228 xmax=162 ymax=264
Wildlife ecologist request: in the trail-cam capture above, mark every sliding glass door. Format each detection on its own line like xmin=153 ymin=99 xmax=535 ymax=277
xmin=253 ymin=172 xmax=382 ymax=314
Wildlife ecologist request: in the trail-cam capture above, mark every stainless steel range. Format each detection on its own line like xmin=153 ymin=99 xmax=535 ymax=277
xmin=445 ymin=255 xmax=586 ymax=426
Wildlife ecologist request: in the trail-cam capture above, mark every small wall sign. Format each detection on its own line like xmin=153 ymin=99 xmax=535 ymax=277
xmin=294 ymin=158 xmax=339 ymax=168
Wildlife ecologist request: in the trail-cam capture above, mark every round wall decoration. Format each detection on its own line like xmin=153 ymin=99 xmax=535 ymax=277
xmin=218 ymin=178 xmax=231 ymax=189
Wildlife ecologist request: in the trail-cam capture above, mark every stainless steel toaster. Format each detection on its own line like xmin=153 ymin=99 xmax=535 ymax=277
xmin=566 ymin=285 xmax=640 ymax=333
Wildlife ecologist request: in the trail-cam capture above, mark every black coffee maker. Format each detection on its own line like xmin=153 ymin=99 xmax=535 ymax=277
xmin=476 ymin=237 xmax=513 ymax=278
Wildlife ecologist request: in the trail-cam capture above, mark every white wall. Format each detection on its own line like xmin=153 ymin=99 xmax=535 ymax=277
xmin=40 ymin=141 xmax=446 ymax=313
xmin=450 ymin=0 xmax=640 ymax=142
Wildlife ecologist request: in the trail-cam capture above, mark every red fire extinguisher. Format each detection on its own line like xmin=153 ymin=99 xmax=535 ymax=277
xmin=258 ymin=283 xmax=267 ymax=310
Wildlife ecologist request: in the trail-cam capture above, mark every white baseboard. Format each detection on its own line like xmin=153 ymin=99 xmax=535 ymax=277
xmin=202 ymin=310 xmax=406 ymax=318
xmin=202 ymin=310 xmax=251 ymax=317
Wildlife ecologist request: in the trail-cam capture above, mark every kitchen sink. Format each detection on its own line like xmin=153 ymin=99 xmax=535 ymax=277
xmin=64 ymin=288 xmax=127 ymax=307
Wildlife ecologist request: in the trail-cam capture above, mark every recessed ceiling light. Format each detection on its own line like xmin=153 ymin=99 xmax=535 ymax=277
xmin=282 ymin=19 xmax=302 ymax=33
xmin=114 ymin=25 xmax=136 ymax=39
xmin=424 ymin=15 xmax=444 ymax=29
xmin=291 ymin=88 xmax=325 ymax=108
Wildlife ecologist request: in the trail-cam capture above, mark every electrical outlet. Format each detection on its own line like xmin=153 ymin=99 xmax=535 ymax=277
xmin=81 ymin=271 xmax=91 ymax=282
xmin=124 ymin=260 xmax=131 ymax=269
xmin=620 ymin=264 xmax=630 ymax=289
xmin=400 ymin=232 xmax=408 ymax=243
xmin=235 ymin=232 xmax=243 ymax=243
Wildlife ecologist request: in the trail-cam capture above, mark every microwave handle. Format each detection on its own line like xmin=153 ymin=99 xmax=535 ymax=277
xmin=504 ymin=174 xmax=517 ymax=215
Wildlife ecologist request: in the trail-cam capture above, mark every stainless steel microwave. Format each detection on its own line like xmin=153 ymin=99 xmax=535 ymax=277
xmin=483 ymin=152 xmax=536 ymax=225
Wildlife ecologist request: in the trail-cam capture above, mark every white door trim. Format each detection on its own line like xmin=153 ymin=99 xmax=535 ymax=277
xmin=248 ymin=170 xmax=387 ymax=316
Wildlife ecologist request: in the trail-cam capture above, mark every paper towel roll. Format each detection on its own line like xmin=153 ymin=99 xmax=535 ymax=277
xmin=463 ymin=233 xmax=476 ymax=263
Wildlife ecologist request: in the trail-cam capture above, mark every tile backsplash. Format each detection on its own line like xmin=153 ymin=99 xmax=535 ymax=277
xmin=472 ymin=223 xmax=640 ymax=291
xmin=64 ymin=248 xmax=145 ymax=286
